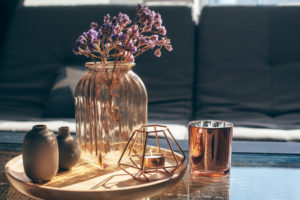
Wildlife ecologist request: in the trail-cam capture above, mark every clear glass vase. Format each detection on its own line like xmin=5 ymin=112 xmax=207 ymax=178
xmin=75 ymin=62 xmax=147 ymax=169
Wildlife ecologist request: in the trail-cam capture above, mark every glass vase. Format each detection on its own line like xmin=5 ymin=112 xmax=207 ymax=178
xmin=75 ymin=62 xmax=147 ymax=169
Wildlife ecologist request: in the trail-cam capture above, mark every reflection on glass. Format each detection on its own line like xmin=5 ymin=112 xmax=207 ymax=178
xmin=189 ymin=173 xmax=230 ymax=200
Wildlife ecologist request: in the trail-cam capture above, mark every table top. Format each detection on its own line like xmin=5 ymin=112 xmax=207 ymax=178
xmin=1 ymin=149 xmax=300 ymax=200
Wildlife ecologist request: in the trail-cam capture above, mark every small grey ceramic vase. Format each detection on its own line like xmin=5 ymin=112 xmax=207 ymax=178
xmin=57 ymin=126 xmax=81 ymax=170
xmin=22 ymin=125 xmax=58 ymax=183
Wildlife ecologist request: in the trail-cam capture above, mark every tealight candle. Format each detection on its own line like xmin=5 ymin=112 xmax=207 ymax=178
xmin=140 ymin=153 xmax=165 ymax=168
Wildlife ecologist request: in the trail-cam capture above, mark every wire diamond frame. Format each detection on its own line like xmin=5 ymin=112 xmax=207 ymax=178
xmin=118 ymin=125 xmax=186 ymax=182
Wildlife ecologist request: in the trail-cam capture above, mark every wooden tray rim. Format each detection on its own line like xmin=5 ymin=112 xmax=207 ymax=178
xmin=5 ymin=150 xmax=187 ymax=193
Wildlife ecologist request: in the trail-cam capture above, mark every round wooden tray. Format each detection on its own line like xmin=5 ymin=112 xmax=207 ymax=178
xmin=5 ymin=149 xmax=187 ymax=200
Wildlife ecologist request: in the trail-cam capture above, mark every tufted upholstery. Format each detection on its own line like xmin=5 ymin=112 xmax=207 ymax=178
xmin=1 ymin=4 xmax=300 ymax=139
xmin=0 ymin=5 xmax=194 ymax=123
xmin=195 ymin=6 xmax=300 ymax=129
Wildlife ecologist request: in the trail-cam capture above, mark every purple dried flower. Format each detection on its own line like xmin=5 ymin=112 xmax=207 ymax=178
xmin=133 ymin=25 xmax=138 ymax=31
xmin=114 ymin=24 xmax=121 ymax=33
xmin=150 ymin=35 xmax=159 ymax=42
xmin=88 ymin=43 xmax=98 ymax=51
xmin=128 ymin=55 xmax=134 ymax=62
xmin=111 ymin=34 xmax=119 ymax=42
xmin=165 ymin=44 xmax=173 ymax=52
xmin=137 ymin=3 xmax=145 ymax=11
xmin=73 ymin=4 xmax=172 ymax=63
xmin=101 ymin=24 xmax=114 ymax=36
xmin=76 ymin=35 xmax=86 ymax=44
xmin=123 ymin=51 xmax=134 ymax=62
xmin=104 ymin=14 xmax=111 ymax=23
xmin=90 ymin=22 xmax=98 ymax=29
xmin=137 ymin=4 xmax=155 ymax=28
xmin=154 ymin=13 xmax=162 ymax=25
xmin=154 ymin=22 xmax=161 ymax=29
xmin=138 ymin=36 xmax=147 ymax=45
xmin=154 ymin=13 xmax=161 ymax=20
xmin=107 ymin=25 xmax=114 ymax=35
xmin=118 ymin=13 xmax=131 ymax=27
xmin=101 ymin=24 xmax=107 ymax=32
xmin=148 ymin=42 xmax=156 ymax=49
xmin=82 ymin=49 xmax=90 ymax=55
xmin=154 ymin=13 xmax=162 ymax=29
xmin=111 ymin=16 xmax=118 ymax=26
xmin=116 ymin=41 xmax=123 ymax=49
xmin=82 ymin=32 xmax=88 ymax=38
xmin=133 ymin=31 xmax=139 ymax=39
xmin=105 ymin=43 xmax=112 ymax=49
xmin=73 ymin=31 xmax=90 ymax=55
xmin=127 ymin=28 xmax=133 ymax=36
xmin=144 ymin=25 xmax=152 ymax=32
xmin=72 ymin=48 xmax=79 ymax=54
xmin=73 ymin=35 xmax=87 ymax=54
xmin=87 ymin=29 xmax=98 ymax=40
xmin=127 ymin=41 xmax=135 ymax=49
xmin=154 ymin=49 xmax=161 ymax=57
xmin=132 ymin=46 xmax=137 ymax=54
xmin=146 ymin=13 xmax=154 ymax=24
xmin=165 ymin=38 xmax=171 ymax=44
xmin=98 ymin=33 xmax=103 ymax=39
xmin=120 ymin=34 xmax=127 ymax=41
xmin=98 ymin=27 xmax=102 ymax=34
xmin=158 ymin=26 xmax=166 ymax=36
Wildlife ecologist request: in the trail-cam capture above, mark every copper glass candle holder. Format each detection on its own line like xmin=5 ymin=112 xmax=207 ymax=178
xmin=118 ymin=125 xmax=186 ymax=182
xmin=189 ymin=120 xmax=233 ymax=177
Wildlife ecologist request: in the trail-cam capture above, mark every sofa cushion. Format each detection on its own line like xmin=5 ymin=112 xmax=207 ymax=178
xmin=0 ymin=0 xmax=20 ymax=58
xmin=0 ymin=62 xmax=62 ymax=118
xmin=0 ymin=5 xmax=195 ymax=121
xmin=275 ymin=113 xmax=300 ymax=130
xmin=43 ymin=66 xmax=87 ymax=118
xmin=3 ymin=118 xmax=300 ymax=142
xmin=0 ymin=119 xmax=189 ymax=140
xmin=195 ymin=6 xmax=300 ymax=129
xmin=196 ymin=110 xmax=277 ymax=129
xmin=272 ymin=62 xmax=300 ymax=116
xmin=269 ymin=7 xmax=300 ymax=117
xmin=134 ymin=6 xmax=195 ymax=121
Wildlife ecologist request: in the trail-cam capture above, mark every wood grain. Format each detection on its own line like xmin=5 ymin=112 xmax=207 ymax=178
xmin=5 ymin=149 xmax=187 ymax=200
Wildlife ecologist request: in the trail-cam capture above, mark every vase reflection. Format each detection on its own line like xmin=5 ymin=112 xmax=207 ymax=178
xmin=189 ymin=173 xmax=230 ymax=200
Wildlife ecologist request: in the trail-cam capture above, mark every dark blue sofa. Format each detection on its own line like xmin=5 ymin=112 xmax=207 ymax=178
xmin=1 ymin=2 xmax=300 ymax=141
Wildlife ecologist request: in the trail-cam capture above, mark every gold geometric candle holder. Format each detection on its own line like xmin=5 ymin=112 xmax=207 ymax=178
xmin=118 ymin=125 xmax=186 ymax=182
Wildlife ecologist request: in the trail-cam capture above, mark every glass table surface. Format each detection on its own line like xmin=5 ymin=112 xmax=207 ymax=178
xmin=1 ymin=149 xmax=300 ymax=200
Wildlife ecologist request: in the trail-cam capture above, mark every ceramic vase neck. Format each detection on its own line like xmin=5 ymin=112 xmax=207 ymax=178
xmin=33 ymin=125 xmax=47 ymax=131
xmin=58 ymin=126 xmax=70 ymax=137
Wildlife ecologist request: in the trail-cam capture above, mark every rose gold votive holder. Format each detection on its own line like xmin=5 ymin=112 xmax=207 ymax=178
xmin=189 ymin=120 xmax=233 ymax=177
xmin=118 ymin=124 xmax=186 ymax=182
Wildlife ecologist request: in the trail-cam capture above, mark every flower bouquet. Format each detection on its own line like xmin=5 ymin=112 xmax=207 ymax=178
xmin=73 ymin=4 xmax=172 ymax=64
